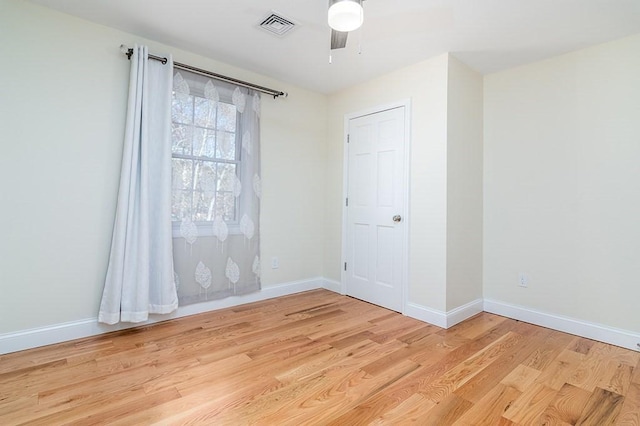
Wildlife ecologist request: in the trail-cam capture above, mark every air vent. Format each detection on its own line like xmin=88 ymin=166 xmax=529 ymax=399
xmin=258 ymin=12 xmax=297 ymax=37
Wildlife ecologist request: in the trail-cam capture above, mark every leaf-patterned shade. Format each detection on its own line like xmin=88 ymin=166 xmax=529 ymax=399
xmin=204 ymin=80 xmax=219 ymax=103
xmin=240 ymin=214 xmax=254 ymax=240
xmin=212 ymin=216 xmax=228 ymax=243
xmin=173 ymin=72 xmax=190 ymax=102
xmin=232 ymin=87 xmax=246 ymax=113
xmin=195 ymin=261 xmax=212 ymax=289
xmin=225 ymin=257 xmax=240 ymax=284
xmin=180 ymin=217 xmax=198 ymax=245
xmin=171 ymin=71 xmax=260 ymax=306
xmin=233 ymin=175 xmax=242 ymax=198
xmin=252 ymin=256 xmax=260 ymax=278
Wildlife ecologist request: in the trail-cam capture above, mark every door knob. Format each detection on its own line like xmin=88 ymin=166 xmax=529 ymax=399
xmin=393 ymin=215 xmax=402 ymax=223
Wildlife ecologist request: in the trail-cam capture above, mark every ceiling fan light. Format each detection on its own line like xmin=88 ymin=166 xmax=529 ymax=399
xmin=328 ymin=0 xmax=363 ymax=32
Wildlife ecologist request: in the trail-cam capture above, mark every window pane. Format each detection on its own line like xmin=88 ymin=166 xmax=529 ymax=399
xmin=172 ymin=95 xmax=193 ymax=124
xmin=172 ymin=158 xmax=193 ymax=190
xmin=192 ymin=127 xmax=216 ymax=158
xmin=217 ymin=102 xmax=237 ymax=132
xmin=215 ymin=191 xmax=236 ymax=221
xmin=194 ymin=97 xmax=217 ymax=128
xmin=171 ymin=123 xmax=192 ymax=155
xmin=194 ymin=161 xmax=217 ymax=194
xmin=172 ymin=190 xmax=192 ymax=221
xmin=193 ymin=189 xmax=215 ymax=222
xmin=217 ymin=163 xmax=237 ymax=192
xmin=216 ymin=131 xmax=236 ymax=160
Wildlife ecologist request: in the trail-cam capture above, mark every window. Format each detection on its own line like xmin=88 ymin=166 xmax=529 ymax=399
xmin=171 ymin=74 xmax=242 ymax=233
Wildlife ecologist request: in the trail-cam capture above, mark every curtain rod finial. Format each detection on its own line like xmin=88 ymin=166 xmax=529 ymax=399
xmin=120 ymin=44 xmax=133 ymax=60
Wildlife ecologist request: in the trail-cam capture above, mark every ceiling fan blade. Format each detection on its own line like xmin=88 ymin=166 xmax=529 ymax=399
xmin=331 ymin=29 xmax=348 ymax=50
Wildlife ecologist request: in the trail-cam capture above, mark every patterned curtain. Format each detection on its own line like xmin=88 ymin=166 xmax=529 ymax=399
xmin=170 ymin=69 xmax=261 ymax=305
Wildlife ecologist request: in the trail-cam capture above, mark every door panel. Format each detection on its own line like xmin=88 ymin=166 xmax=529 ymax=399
xmin=346 ymin=106 xmax=405 ymax=312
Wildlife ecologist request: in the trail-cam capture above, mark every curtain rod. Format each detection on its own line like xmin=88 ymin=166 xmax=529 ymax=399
xmin=120 ymin=45 xmax=287 ymax=99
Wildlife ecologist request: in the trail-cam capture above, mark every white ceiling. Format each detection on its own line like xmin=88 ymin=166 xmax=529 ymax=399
xmin=31 ymin=0 xmax=640 ymax=94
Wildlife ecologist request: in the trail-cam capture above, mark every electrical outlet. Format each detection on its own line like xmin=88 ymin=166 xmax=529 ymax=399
xmin=271 ymin=257 xmax=279 ymax=269
xmin=518 ymin=272 xmax=528 ymax=287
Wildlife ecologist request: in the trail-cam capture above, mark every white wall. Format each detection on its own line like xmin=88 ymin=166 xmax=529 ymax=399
xmin=325 ymin=55 xmax=450 ymax=311
xmin=0 ymin=1 xmax=327 ymax=335
xmin=446 ymin=57 xmax=483 ymax=311
xmin=484 ymin=34 xmax=640 ymax=332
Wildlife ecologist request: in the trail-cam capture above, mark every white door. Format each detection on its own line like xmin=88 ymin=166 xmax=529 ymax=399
xmin=345 ymin=106 xmax=406 ymax=312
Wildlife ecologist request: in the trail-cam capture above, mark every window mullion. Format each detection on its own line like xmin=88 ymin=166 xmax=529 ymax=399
xmin=173 ymin=154 xmax=239 ymax=166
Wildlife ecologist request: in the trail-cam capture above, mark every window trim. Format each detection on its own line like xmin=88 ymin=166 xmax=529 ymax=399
xmin=172 ymin=221 xmax=242 ymax=238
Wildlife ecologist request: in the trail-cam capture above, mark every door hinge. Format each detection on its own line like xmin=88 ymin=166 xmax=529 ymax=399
xmin=344 ymin=262 xmax=347 ymax=271
xmin=345 ymin=197 xmax=349 ymax=207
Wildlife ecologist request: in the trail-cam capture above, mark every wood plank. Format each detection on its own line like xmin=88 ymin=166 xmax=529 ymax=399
xmin=454 ymin=325 xmax=551 ymax=403
xmin=632 ymin=355 xmax=640 ymax=385
xmin=592 ymin=342 xmax=639 ymax=367
xmin=419 ymin=393 xmax=473 ymax=425
xmin=568 ymin=336 xmax=595 ymax=355
xmin=254 ymin=360 xmax=421 ymax=425
xmin=369 ymin=393 xmax=436 ymax=424
xmin=445 ymin=312 xmax=507 ymax=340
xmin=523 ymin=328 xmax=575 ymax=371
xmin=453 ymin=384 xmax=521 ymax=426
xmin=503 ymin=383 xmax=558 ymax=424
xmin=419 ymin=331 xmax=523 ymax=403
xmin=537 ymin=383 xmax=592 ymax=425
xmin=408 ymin=332 xmax=471 ymax=364
xmin=369 ymin=316 xmax=432 ymax=344
xmin=599 ymin=363 xmax=634 ymax=396
xmin=569 ymin=342 xmax=632 ymax=393
xmin=536 ymin=348 xmax=586 ymax=391
xmin=121 ymin=377 xmax=283 ymax=425
xmin=616 ymin=382 xmax=640 ymax=425
xmin=576 ymin=387 xmax=624 ymax=425
xmin=500 ymin=364 xmax=541 ymax=392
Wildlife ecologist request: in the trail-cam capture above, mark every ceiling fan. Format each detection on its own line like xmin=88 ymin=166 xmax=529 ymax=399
xmin=328 ymin=0 xmax=364 ymax=50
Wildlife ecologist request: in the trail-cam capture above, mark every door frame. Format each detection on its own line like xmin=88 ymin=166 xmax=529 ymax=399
xmin=340 ymin=99 xmax=412 ymax=314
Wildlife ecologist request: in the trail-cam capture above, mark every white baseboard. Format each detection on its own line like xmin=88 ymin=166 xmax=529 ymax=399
xmin=404 ymin=298 xmax=483 ymax=329
xmin=4 ymin=286 xmax=638 ymax=355
xmin=0 ymin=277 xmax=324 ymax=355
xmin=446 ymin=299 xmax=485 ymax=328
xmin=484 ymin=299 xmax=640 ymax=352
xmin=321 ymin=278 xmax=343 ymax=294
xmin=404 ymin=303 xmax=447 ymax=328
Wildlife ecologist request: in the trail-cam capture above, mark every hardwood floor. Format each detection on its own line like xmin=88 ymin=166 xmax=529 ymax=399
xmin=1 ymin=289 xmax=638 ymax=425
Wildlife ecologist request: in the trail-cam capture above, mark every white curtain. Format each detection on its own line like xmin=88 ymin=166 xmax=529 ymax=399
xmin=99 ymin=45 xmax=178 ymax=324
xmin=170 ymin=70 xmax=261 ymax=305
